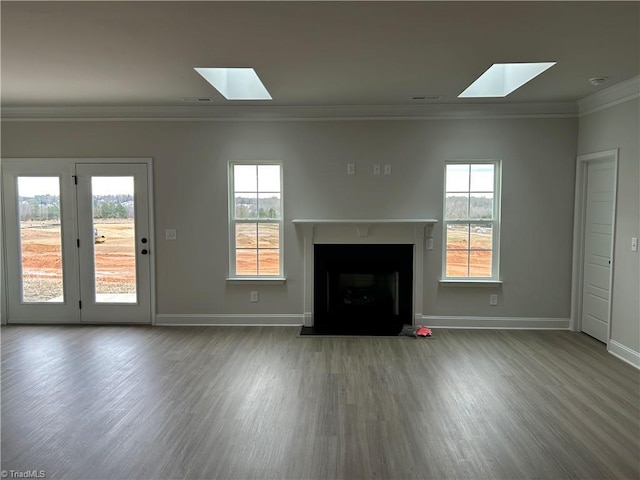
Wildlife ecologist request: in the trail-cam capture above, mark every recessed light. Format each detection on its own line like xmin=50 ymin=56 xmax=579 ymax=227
xmin=459 ymin=62 xmax=556 ymax=98
xmin=194 ymin=67 xmax=272 ymax=100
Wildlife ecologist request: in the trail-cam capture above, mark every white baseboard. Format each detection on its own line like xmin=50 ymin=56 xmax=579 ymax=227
xmin=155 ymin=313 xmax=570 ymax=329
xmin=155 ymin=313 xmax=304 ymax=326
xmin=608 ymin=340 xmax=640 ymax=370
xmin=421 ymin=315 xmax=570 ymax=330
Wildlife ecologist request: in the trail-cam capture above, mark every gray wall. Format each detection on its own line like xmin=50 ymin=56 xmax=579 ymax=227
xmin=578 ymin=98 xmax=640 ymax=353
xmin=1 ymin=117 xmax=578 ymax=321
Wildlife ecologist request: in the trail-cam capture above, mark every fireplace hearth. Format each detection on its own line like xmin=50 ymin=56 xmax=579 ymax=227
xmin=312 ymin=244 xmax=413 ymax=335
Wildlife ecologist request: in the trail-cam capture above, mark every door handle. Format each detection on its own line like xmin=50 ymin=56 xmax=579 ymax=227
xmin=141 ymin=249 xmax=149 ymax=255
xmin=141 ymin=238 xmax=148 ymax=244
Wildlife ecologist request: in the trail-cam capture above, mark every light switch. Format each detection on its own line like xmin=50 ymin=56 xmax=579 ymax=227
xmin=373 ymin=164 xmax=381 ymax=175
xmin=384 ymin=164 xmax=392 ymax=175
xmin=165 ymin=229 xmax=177 ymax=240
xmin=632 ymin=237 xmax=638 ymax=252
xmin=347 ymin=163 xmax=355 ymax=175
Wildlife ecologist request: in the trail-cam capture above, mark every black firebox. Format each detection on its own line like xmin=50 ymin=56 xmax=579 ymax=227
xmin=313 ymin=244 xmax=413 ymax=335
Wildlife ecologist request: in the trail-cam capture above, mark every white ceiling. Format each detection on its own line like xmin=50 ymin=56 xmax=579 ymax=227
xmin=2 ymin=1 xmax=639 ymax=115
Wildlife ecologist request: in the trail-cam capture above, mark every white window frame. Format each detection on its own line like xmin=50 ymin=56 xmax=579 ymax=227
xmin=228 ymin=161 xmax=284 ymax=281
xmin=441 ymin=160 xmax=502 ymax=284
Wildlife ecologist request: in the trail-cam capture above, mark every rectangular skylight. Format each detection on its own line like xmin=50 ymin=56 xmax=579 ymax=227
xmin=194 ymin=67 xmax=272 ymax=100
xmin=458 ymin=62 xmax=556 ymax=98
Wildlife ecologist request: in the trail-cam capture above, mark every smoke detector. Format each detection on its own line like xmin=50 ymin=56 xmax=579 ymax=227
xmin=588 ymin=77 xmax=608 ymax=86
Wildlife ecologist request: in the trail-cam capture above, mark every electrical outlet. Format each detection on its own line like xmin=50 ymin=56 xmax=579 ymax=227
xmin=384 ymin=164 xmax=392 ymax=175
xmin=489 ymin=294 xmax=498 ymax=306
xmin=250 ymin=291 xmax=259 ymax=303
xmin=373 ymin=164 xmax=381 ymax=175
xmin=165 ymin=229 xmax=177 ymax=240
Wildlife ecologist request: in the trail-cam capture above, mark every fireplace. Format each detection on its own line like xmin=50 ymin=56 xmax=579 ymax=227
xmin=293 ymin=218 xmax=438 ymax=332
xmin=313 ymin=244 xmax=413 ymax=335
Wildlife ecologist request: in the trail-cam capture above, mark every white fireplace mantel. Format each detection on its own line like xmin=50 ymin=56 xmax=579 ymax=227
xmin=293 ymin=218 xmax=438 ymax=327
xmin=292 ymin=218 xmax=438 ymax=244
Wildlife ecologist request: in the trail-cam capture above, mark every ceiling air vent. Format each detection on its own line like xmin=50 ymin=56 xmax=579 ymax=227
xmin=411 ymin=95 xmax=442 ymax=101
xmin=182 ymin=97 xmax=215 ymax=103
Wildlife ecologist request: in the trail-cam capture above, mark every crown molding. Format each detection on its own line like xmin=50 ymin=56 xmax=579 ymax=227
xmin=0 ymin=102 xmax=578 ymax=122
xmin=578 ymin=75 xmax=640 ymax=116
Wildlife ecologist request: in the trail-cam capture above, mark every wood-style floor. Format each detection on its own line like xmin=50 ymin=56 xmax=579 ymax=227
xmin=1 ymin=326 xmax=639 ymax=480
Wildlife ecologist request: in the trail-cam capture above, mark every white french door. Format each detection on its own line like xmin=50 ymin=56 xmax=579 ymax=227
xmin=2 ymin=159 xmax=153 ymax=324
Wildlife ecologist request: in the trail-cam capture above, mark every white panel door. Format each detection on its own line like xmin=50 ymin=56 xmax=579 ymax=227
xmin=581 ymin=161 xmax=615 ymax=343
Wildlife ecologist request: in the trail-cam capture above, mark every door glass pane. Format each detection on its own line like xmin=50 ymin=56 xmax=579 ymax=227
xmin=91 ymin=177 xmax=136 ymax=303
xmin=17 ymin=177 xmax=64 ymax=303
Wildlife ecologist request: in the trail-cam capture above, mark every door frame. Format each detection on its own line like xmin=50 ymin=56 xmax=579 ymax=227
xmin=0 ymin=158 xmax=156 ymax=325
xmin=570 ymin=149 xmax=618 ymax=343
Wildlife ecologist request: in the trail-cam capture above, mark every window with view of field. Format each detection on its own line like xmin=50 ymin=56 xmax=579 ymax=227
xmin=444 ymin=162 xmax=500 ymax=279
xmin=229 ymin=163 xmax=283 ymax=277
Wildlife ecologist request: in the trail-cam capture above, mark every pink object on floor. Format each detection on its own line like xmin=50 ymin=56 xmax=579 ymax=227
xmin=416 ymin=326 xmax=432 ymax=337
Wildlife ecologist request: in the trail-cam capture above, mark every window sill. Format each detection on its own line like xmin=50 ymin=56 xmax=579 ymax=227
xmin=439 ymin=279 xmax=502 ymax=287
xmin=226 ymin=277 xmax=287 ymax=285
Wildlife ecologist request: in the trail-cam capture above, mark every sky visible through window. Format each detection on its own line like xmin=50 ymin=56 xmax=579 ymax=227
xmin=18 ymin=176 xmax=134 ymax=196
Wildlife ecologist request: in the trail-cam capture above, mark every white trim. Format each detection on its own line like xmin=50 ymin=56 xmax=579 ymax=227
xmin=570 ymin=150 xmax=618 ymax=338
xmin=226 ymin=277 xmax=286 ymax=284
xmin=608 ymin=340 xmax=640 ymax=370
xmin=155 ymin=313 xmax=304 ymax=326
xmin=147 ymin=160 xmax=157 ymax=326
xmin=422 ymin=315 xmax=570 ymax=330
xmin=1 ymin=168 xmax=7 ymax=325
xmin=0 ymin=102 xmax=578 ymax=121
xmin=293 ymin=220 xmax=436 ymax=327
xmin=1 ymin=157 xmax=155 ymax=325
xmin=155 ymin=313 xmax=570 ymax=330
xmin=228 ymin=162 xmax=284 ymax=279
xmin=442 ymin=160 xmax=501 ymax=281
xmin=292 ymin=218 xmax=438 ymax=225
xmin=578 ymin=75 xmax=640 ymax=116
xmin=439 ymin=280 xmax=503 ymax=287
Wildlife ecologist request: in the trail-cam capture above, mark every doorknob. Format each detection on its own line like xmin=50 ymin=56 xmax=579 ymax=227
xmin=141 ymin=249 xmax=148 ymax=255
xmin=141 ymin=238 xmax=148 ymax=244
